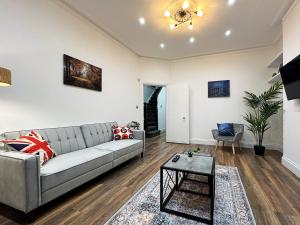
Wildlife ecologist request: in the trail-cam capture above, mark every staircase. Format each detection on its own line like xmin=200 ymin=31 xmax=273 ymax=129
xmin=144 ymin=87 xmax=162 ymax=138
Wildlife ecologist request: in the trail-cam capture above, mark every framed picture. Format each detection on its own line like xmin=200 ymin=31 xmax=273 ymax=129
xmin=208 ymin=80 xmax=230 ymax=97
xmin=63 ymin=54 xmax=102 ymax=92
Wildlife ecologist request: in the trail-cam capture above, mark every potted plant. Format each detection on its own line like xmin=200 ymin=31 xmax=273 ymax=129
xmin=243 ymin=81 xmax=283 ymax=156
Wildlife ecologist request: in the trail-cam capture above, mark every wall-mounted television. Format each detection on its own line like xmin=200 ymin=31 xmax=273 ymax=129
xmin=280 ymin=55 xmax=300 ymax=100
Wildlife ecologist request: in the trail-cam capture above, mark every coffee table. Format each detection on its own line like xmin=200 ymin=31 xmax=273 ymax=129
xmin=160 ymin=153 xmax=215 ymax=224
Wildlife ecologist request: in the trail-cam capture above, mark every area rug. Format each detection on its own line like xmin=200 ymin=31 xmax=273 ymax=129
xmin=105 ymin=165 xmax=256 ymax=225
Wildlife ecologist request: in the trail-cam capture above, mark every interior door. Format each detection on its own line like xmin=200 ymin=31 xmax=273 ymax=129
xmin=166 ymin=84 xmax=190 ymax=144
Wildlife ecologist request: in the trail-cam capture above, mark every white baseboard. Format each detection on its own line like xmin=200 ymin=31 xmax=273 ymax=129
xmin=190 ymin=138 xmax=215 ymax=146
xmin=282 ymin=156 xmax=300 ymax=178
xmin=190 ymin=138 xmax=282 ymax=151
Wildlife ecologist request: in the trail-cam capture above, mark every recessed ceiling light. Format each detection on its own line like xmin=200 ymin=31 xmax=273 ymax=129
xmin=160 ymin=43 xmax=165 ymax=48
xmin=139 ymin=17 xmax=145 ymax=25
xmin=189 ymin=37 xmax=195 ymax=43
xmin=228 ymin=0 xmax=236 ymax=6
xmin=225 ymin=29 xmax=232 ymax=37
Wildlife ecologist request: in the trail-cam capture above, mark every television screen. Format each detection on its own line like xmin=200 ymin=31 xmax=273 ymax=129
xmin=280 ymin=55 xmax=300 ymax=100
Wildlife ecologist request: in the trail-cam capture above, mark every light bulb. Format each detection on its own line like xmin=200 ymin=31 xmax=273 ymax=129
xmin=182 ymin=1 xmax=189 ymax=10
xmin=160 ymin=43 xmax=165 ymax=48
xmin=189 ymin=37 xmax=195 ymax=43
xmin=225 ymin=29 xmax=231 ymax=36
xmin=170 ymin=24 xmax=176 ymax=30
xmin=188 ymin=22 xmax=193 ymax=30
xmin=228 ymin=0 xmax=236 ymax=6
xmin=139 ymin=17 xmax=145 ymax=25
xmin=164 ymin=10 xmax=171 ymax=17
xmin=196 ymin=10 xmax=204 ymax=17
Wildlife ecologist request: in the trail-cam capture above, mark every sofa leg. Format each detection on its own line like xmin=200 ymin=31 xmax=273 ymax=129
xmin=141 ymin=152 xmax=144 ymax=158
xmin=215 ymin=141 xmax=219 ymax=151
xmin=232 ymin=143 xmax=236 ymax=155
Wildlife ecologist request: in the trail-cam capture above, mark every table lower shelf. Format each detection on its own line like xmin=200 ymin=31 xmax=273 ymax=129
xmin=160 ymin=169 xmax=215 ymax=224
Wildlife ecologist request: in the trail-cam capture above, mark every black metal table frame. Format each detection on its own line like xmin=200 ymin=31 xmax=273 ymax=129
xmin=160 ymin=154 xmax=215 ymax=225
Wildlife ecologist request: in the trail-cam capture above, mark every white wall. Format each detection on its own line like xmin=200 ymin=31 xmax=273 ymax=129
xmin=139 ymin=57 xmax=170 ymax=128
xmin=158 ymin=87 xmax=166 ymax=132
xmin=282 ymin=0 xmax=300 ymax=177
xmin=139 ymin=57 xmax=170 ymax=84
xmin=169 ymin=46 xmax=282 ymax=149
xmin=0 ymin=0 xmax=140 ymax=133
xmin=0 ymin=0 xmax=285 ymax=155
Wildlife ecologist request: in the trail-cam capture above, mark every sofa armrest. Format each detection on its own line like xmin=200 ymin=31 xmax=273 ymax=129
xmin=0 ymin=151 xmax=41 ymax=213
xmin=133 ymin=130 xmax=145 ymax=152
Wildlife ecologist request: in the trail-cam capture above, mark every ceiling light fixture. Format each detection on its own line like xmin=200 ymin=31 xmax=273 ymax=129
xmin=164 ymin=10 xmax=171 ymax=17
xmin=170 ymin=24 xmax=177 ymax=30
xmin=182 ymin=0 xmax=190 ymax=10
xmin=225 ymin=29 xmax=232 ymax=36
xmin=228 ymin=0 xmax=236 ymax=6
xmin=164 ymin=0 xmax=204 ymax=30
xmin=160 ymin=43 xmax=165 ymax=48
xmin=189 ymin=37 xmax=195 ymax=43
xmin=139 ymin=17 xmax=145 ymax=25
xmin=196 ymin=10 xmax=204 ymax=17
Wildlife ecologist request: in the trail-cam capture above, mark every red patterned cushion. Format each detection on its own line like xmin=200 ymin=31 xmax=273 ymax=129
xmin=1 ymin=131 xmax=56 ymax=166
xmin=113 ymin=126 xmax=134 ymax=141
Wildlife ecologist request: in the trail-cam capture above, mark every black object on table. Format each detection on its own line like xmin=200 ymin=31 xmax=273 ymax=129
xmin=160 ymin=153 xmax=215 ymax=224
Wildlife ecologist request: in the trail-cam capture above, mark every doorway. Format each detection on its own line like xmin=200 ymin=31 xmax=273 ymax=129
xmin=143 ymin=84 xmax=166 ymax=138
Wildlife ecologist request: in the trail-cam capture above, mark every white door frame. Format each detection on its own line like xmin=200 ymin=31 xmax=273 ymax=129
xmin=139 ymin=80 xmax=168 ymax=131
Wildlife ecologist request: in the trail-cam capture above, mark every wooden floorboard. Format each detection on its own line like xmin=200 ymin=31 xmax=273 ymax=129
xmin=0 ymin=134 xmax=299 ymax=225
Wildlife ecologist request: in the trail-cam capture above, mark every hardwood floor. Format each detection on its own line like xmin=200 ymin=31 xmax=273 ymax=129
xmin=0 ymin=134 xmax=299 ymax=225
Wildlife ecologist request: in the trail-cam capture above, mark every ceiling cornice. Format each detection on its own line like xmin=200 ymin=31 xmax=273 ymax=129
xmin=282 ymin=0 xmax=299 ymax=22
xmin=55 ymin=0 xmax=139 ymax=57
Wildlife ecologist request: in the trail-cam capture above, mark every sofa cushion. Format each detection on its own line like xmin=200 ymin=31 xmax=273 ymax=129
xmin=94 ymin=139 xmax=142 ymax=160
xmin=80 ymin=122 xmax=118 ymax=148
xmin=40 ymin=148 xmax=113 ymax=192
xmin=1 ymin=130 xmax=56 ymax=166
xmin=3 ymin=126 xmax=86 ymax=155
xmin=113 ymin=126 xmax=134 ymax=141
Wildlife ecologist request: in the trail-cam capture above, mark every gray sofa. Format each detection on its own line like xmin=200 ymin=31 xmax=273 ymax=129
xmin=0 ymin=122 xmax=145 ymax=213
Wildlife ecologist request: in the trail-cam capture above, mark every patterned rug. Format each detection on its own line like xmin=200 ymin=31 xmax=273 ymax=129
xmin=105 ymin=165 xmax=256 ymax=225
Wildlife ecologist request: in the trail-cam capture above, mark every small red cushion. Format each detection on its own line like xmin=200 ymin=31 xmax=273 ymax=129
xmin=112 ymin=126 xmax=134 ymax=141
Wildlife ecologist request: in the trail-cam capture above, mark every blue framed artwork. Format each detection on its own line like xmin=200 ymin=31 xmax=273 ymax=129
xmin=208 ymin=80 xmax=230 ymax=97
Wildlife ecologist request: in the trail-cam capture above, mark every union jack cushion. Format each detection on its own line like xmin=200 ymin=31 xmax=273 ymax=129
xmin=113 ymin=126 xmax=134 ymax=141
xmin=1 ymin=131 xmax=56 ymax=166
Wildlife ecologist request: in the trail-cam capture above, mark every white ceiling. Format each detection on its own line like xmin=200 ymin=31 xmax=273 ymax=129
xmin=61 ymin=0 xmax=294 ymax=60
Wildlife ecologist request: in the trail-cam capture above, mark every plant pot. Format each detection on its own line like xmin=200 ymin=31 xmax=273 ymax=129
xmin=254 ymin=145 xmax=266 ymax=156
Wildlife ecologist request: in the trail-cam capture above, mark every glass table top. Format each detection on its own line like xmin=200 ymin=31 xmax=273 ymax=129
xmin=162 ymin=153 xmax=214 ymax=175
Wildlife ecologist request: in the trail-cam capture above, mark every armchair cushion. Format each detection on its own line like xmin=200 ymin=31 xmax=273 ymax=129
xmin=217 ymin=123 xmax=235 ymax=136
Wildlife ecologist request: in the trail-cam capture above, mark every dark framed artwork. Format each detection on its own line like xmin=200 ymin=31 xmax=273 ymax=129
xmin=208 ymin=80 xmax=230 ymax=97
xmin=63 ymin=54 xmax=102 ymax=91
